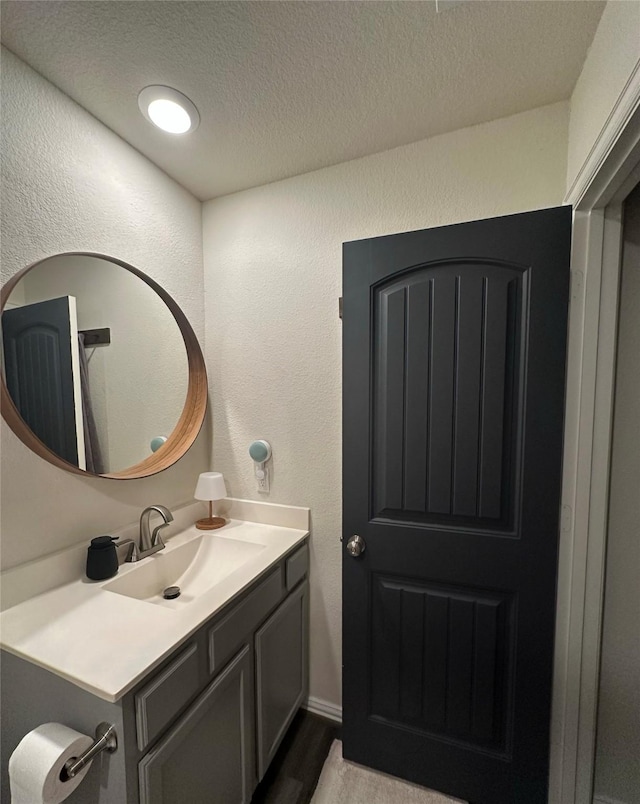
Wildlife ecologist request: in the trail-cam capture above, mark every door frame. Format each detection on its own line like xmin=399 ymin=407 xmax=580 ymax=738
xmin=550 ymin=73 xmax=640 ymax=804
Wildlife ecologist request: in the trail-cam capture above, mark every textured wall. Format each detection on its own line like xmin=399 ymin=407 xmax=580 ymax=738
xmin=594 ymin=186 xmax=640 ymax=804
xmin=566 ymin=0 xmax=640 ymax=195
xmin=1 ymin=48 xmax=208 ymax=570
xmin=203 ymin=101 xmax=569 ymax=708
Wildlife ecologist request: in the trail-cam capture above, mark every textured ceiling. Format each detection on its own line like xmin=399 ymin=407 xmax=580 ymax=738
xmin=1 ymin=1 xmax=604 ymax=200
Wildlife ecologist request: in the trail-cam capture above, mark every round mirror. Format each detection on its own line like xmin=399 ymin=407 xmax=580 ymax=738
xmin=1 ymin=253 xmax=207 ymax=478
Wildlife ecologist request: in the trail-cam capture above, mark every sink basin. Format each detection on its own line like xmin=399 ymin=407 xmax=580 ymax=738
xmin=104 ymin=533 xmax=266 ymax=608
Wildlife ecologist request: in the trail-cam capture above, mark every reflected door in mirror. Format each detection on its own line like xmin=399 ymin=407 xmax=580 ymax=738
xmin=3 ymin=295 xmax=86 ymax=469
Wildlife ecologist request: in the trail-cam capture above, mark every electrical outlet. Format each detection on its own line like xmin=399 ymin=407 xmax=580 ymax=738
xmin=256 ymin=467 xmax=270 ymax=493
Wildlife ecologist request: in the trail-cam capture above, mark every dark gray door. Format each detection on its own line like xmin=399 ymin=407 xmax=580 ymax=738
xmin=342 ymin=207 xmax=571 ymax=804
xmin=2 ymin=296 xmax=79 ymax=465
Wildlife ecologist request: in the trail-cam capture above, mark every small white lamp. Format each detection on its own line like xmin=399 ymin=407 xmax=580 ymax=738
xmin=194 ymin=472 xmax=227 ymax=530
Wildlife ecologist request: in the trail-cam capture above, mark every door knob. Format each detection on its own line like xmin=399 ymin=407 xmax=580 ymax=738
xmin=346 ymin=535 xmax=366 ymax=557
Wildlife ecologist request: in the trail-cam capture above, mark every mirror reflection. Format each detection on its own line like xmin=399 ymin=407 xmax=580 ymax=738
xmin=2 ymin=254 xmax=189 ymax=475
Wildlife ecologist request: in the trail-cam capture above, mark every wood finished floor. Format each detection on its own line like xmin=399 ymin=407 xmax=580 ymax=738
xmin=251 ymin=710 xmax=340 ymax=804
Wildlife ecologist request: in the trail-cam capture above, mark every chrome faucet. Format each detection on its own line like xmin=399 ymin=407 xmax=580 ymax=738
xmin=118 ymin=505 xmax=173 ymax=563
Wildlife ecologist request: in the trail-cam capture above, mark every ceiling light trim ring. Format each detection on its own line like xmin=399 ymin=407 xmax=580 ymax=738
xmin=138 ymin=85 xmax=200 ymax=135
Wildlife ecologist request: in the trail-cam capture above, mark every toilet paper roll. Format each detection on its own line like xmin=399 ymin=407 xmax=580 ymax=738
xmin=9 ymin=723 xmax=94 ymax=804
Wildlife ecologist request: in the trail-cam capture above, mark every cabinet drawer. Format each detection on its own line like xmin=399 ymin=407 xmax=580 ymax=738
xmin=285 ymin=544 xmax=309 ymax=591
xmin=209 ymin=568 xmax=283 ymax=675
xmin=135 ymin=642 xmax=199 ymax=751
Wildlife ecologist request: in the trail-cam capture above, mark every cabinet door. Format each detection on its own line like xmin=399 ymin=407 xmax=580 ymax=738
xmin=255 ymin=580 xmax=309 ymax=779
xmin=139 ymin=644 xmax=255 ymax=804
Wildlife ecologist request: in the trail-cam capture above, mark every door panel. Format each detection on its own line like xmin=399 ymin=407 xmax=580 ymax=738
xmin=370 ymin=577 xmax=513 ymax=756
xmin=373 ymin=263 xmax=525 ymax=527
xmin=343 ymin=207 xmax=571 ymax=804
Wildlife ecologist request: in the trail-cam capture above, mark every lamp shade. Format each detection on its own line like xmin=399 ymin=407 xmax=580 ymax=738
xmin=194 ymin=472 xmax=227 ymax=502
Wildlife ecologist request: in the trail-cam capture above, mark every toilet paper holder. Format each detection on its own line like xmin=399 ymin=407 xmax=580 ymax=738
xmin=60 ymin=722 xmax=117 ymax=782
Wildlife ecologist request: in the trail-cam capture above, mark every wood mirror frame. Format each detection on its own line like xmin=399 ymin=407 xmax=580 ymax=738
xmin=1 ymin=252 xmax=208 ymax=479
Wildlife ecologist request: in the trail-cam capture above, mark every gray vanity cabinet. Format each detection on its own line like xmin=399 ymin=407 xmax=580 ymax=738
xmin=256 ymin=581 xmax=309 ymax=778
xmin=138 ymin=644 xmax=255 ymax=804
xmin=0 ymin=540 xmax=309 ymax=804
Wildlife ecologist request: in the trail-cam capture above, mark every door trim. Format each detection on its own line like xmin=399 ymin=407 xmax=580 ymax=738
xmin=551 ymin=75 xmax=640 ymax=803
xmin=67 ymin=296 xmax=87 ymax=471
xmin=564 ymin=59 xmax=640 ymax=211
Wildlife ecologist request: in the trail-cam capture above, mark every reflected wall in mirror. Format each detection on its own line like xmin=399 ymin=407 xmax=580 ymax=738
xmin=1 ymin=253 xmax=207 ymax=479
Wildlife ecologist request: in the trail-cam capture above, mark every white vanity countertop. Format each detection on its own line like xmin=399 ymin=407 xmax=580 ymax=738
xmin=0 ymin=519 xmax=308 ymax=702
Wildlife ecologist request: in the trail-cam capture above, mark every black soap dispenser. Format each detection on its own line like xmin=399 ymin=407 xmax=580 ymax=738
xmin=86 ymin=535 xmax=119 ymax=581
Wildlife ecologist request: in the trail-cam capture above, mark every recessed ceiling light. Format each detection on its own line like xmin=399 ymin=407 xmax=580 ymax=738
xmin=138 ymin=86 xmax=200 ymax=135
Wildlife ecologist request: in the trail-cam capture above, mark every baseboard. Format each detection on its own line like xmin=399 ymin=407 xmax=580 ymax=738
xmin=303 ymin=696 xmax=343 ymax=724
xmin=593 ymin=795 xmax=631 ymax=804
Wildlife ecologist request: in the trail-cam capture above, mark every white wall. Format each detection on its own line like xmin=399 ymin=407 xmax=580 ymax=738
xmin=593 ymin=185 xmax=640 ymax=804
xmin=0 ymin=48 xmax=208 ymax=571
xmin=566 ymin=0 xmax=640 ymax=196
xmin=203 ymin=100 xmax=569 ymax=708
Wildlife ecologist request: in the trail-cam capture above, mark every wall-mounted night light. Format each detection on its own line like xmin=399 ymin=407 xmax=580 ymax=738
xmin=249 ymin=440 xmax=272 ymax=493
